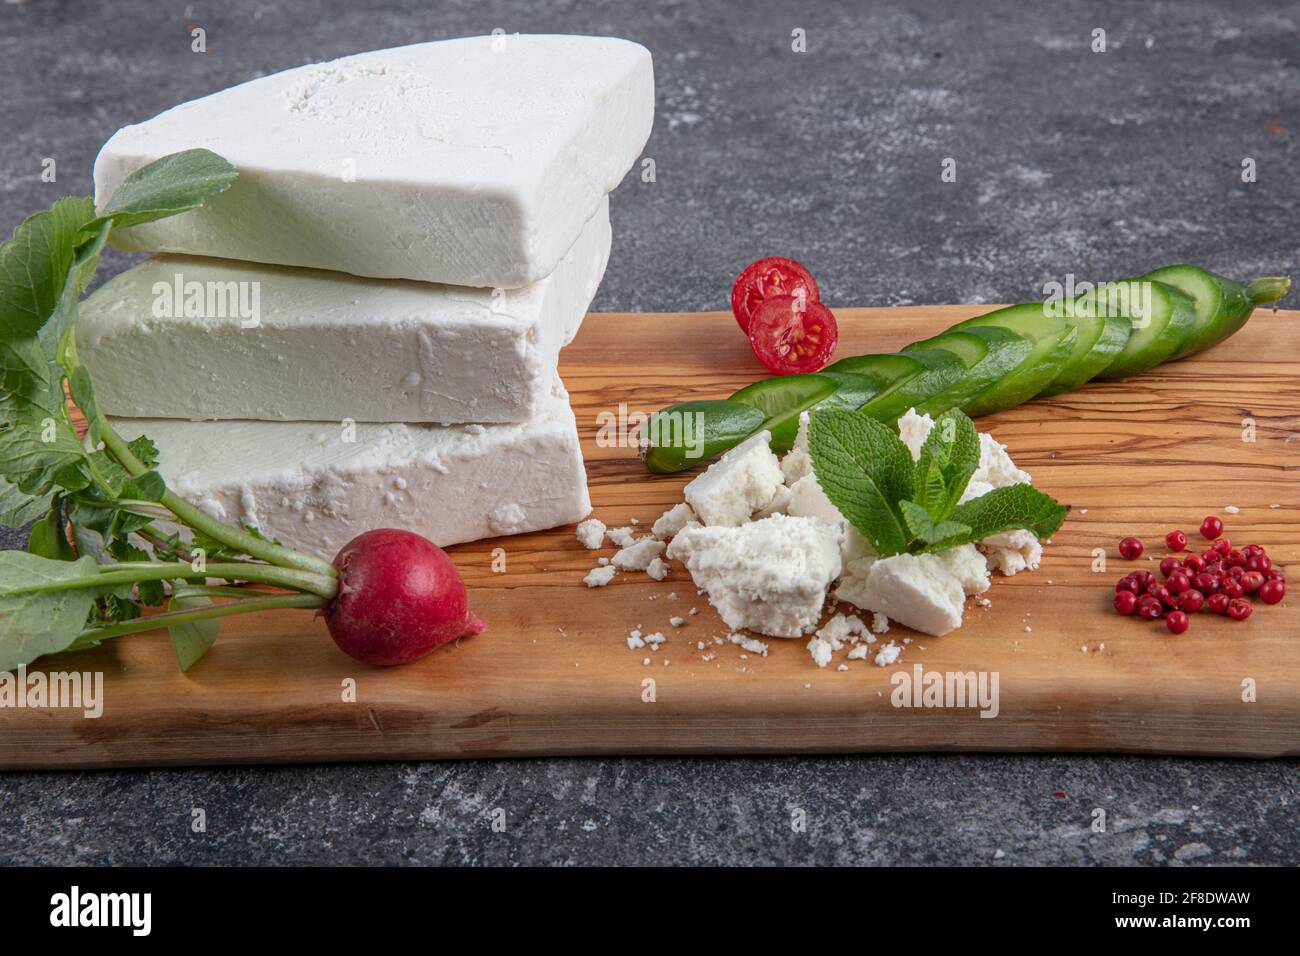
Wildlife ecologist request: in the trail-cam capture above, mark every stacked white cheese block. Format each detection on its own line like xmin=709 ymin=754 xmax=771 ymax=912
xmin=81 ymin=35 xmax=654 ymax=557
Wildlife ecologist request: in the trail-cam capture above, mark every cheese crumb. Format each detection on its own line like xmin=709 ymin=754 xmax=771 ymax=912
xmin=669 ymin=616 xmax=685 ymax=627
xmin=645 ymin=556 xmax=669 ymax=581
xmin=728 ymin=633 xmax=769 ymax=656
xmin=612 ymin=537 xmax=666 ymax=571
xmin=652 ymin=502 xmax=697 ymax=540
xmin=607 ymin=526 xmax=637 ymax=548
xmin=870 ymin=612 xmax=890 ymax=634
xmin=875 ymin=641 xmax=902 ymax=667
xmin=1225 ymin=505 xmax=1240 ymax=514
xmin=683 ymin=431 xmax=784 ymax=526
xmin=806 ymin=636 xmax=834 ymax=668
xmin=575 ymin=518 xmax=606 ymax=550
xmin=583 ymin=566 xmax=616 ymax=587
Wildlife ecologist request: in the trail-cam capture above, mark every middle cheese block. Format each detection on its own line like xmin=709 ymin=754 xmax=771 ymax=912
xmin=110 ymin=382 xmax=591 ymax=559
xmin=79 ymin=198 xmax=610 ymax=424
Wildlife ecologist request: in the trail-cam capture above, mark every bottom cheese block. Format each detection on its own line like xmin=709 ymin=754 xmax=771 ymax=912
xmin=111 ymin=383 xmax=590 ymax=558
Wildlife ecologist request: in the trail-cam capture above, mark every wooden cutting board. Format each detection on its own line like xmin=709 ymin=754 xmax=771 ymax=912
xmin=3 ymin=306 xmax=1298 ymax=768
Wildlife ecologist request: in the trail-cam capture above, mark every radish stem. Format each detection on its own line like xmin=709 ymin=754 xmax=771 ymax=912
xmin=70 ymin=592 xmax=327 ymax=647
xmin=5 ymin=561 xmax=337 ymax=599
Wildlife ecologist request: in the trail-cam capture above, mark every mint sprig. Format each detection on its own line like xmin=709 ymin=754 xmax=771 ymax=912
xmin=809 ymin=407 xmax=1068 ymax=557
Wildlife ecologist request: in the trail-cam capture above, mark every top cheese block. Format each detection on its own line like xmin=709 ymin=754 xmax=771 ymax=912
xmin=94 ymin=34 xmax=654 ymax=288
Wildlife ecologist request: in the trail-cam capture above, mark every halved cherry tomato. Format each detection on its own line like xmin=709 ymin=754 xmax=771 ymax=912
xmin=731 ymin=256 xmax=820 ymax=332
xmin=747 ymin=295 xmax=839 ymax=374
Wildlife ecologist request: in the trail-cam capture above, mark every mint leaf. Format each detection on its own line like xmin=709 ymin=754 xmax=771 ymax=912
xmin=899 ymin=500 xmax=972 ymax=551
xmin=99 ymin=148 xmax=237 ymax=230
xmin=809 ymin=409 xmax=916 ymax=556
xmin=167 ymin=592 xmax=219 ymax=672
xmin=914 ymin=409 xmax=981 ymax=521
xmin=948 ymin=484 xmax=1069 ymax=543
xmin=0 ymin=552 xmax=111 ymax=672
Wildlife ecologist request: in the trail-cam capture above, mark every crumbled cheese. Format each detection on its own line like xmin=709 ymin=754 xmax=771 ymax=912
xmin=575 ymin=517 xmax=606 ymax=550
xmin=783 ymin=471 xmax=873 ymax=562
xmin=597 ymin=556 xmax=610 ymax=566
xmin=626 ymin=631 xmax=645 ymax=649
xmin=756 ymin=483 xmax=793 ymax=519
xmin=814 ymin=613 xmax=869 ymax=650
xmin=937 ymin=543 xmax=991 ymax=595
xmin=612 ymin=537 xmax=666 ymax=571
xmin=806 ymin=636 xmax=834 ymax=668
xmin=643 ymin=631 xmax=665 ymax=647
xmin=896 ymin=408 xmax=935 ymax=459
xmin=780 ymin=412 xmax=813 ymax=484
xmin=652 ymin=502 xmax=696 ymax=539
xmin=645 ymin=556 xmax=669 ymax=581
xmin=727 ymin=633 xmax=769 ymax=656
xmin=874 ymin=641 xmax=902 ymax=667
xmin=846 ymin=644 xmax=871 ymax=660
xmin=629 ymin=517 xmax=639 ymax=525
xmin=683 ymin=430 xmax=784 ymax=526
xmin=836 ymin=664 xmax=849 ymax=672
xmin=583 ymin=565 xmax=616 ymax=587
xmin=666 ymin=514 xmax=843 ymax=637
xmin=870 ymin=611 xmax=890 ymax=634
xmin=837 ymin=552 xmax=966 ymax=636
xmin=973 ymin=432 xmax=1033 ymax=488
xmin=1225 ymin=505 xmax=1240 ymax=514
xmin=669 ymin=616 xmax=685 ymax=627
xmin=979 ymin=529 xmax=1043 ymax=576
xmin=607 ymin=526 xmax=637 ymax=547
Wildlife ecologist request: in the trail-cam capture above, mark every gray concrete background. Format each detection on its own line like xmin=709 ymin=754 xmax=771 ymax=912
xmin=0 ymin=0 xmax=1296 ymax=865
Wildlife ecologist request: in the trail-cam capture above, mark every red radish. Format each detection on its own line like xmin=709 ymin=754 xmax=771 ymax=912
xmin=1226 ymin=598 xmax=1253 ymax=621
xmin=731 ymin=256 xmax=821 ymax=333
xmin=1207 ymin=592 xmax=1230 ymax=614
xmin=1118 ymin=536 xmax=1144 ymax=560
xmin=324 ymin=529 xmax=486 ymax=666
xmin=1165 ymin=530 xmax=1187 ymax=552
xmin=1200 ymin=515 xmax=1223 ymax=539
xmin=1178 ymin=589 xmax=1204 ymax=613
xmin=1164 ymin=610 xmax=1189 ymax=635
xmin=747 ymin=295 xmax=839 ymax=374
xmin=1259 ymin=579 xmax=1286 ymax=605
xmin=1113 ymin=590 xmax=1138 ymax=615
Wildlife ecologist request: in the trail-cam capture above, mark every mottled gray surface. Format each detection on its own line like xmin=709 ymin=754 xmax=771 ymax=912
xmin=0 ymin=0 xmax=1297 ymax=866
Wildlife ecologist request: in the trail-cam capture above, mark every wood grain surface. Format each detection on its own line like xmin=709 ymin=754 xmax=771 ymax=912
xmin=2 ymin=306 xmax=1297 ymax=768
